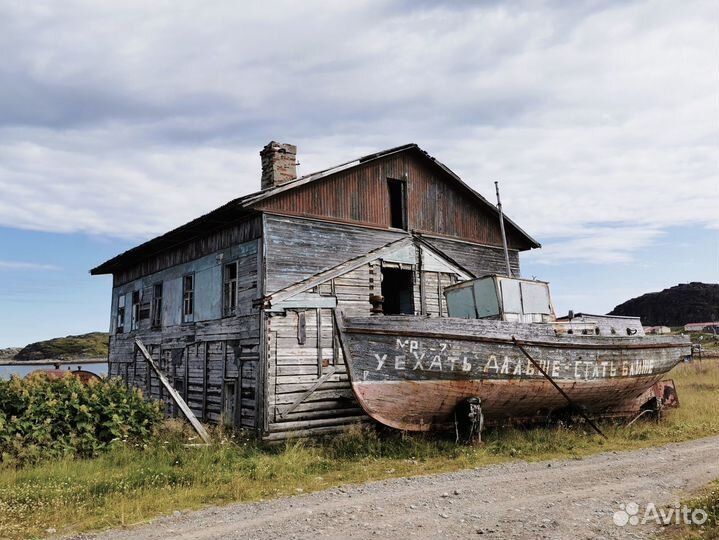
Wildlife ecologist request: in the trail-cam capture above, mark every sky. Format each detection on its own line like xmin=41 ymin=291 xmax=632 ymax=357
xmin=0 ymin=0 xmax=717 ymax=348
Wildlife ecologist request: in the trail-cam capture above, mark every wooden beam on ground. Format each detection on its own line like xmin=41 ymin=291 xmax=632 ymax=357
xmin=135 ymin=338 xmax=211 ymax=444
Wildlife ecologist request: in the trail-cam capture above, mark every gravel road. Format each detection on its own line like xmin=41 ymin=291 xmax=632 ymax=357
xmin=78 ymin=435 xmax=719 ymax=540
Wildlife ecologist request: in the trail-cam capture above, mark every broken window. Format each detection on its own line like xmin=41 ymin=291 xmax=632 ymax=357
xmin=116 ymin=294 xmax=125 ymax=334
xmin=297 ymin=311 xmax=306 ymax=345
xmin=223 ymin=261 xmax=238 ymax=316
xmin=182 ymin=273 xmax=194 ymax=322
xmin=381 ymin=267 xmax=415 ymax=315
xmin=131 ymin=290 xmax=141 ymax=330
xmin=222 ymin=381 xmax=237 ymax=427
xmin=388 ymin=178 xmax=408 ymax=230
xmin=151 ymin=283 xmax=163 ymax=328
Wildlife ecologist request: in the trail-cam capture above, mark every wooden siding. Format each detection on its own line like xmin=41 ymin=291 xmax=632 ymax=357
xmin=264 ymin=264 xmax=378 ymax=440
xmin=114 ymin=216 xmax=262 ymax=286
xmin=254 ymin=152 xmax=531 ymax=249
xmin=421 ymin=235 xmax=520 ymax=278
xmin=108 ymin=238 xmax=263 ymax=431
xmin=264 ymin=257 xmax=465 ymax=440
xmin=109 ymin=316 xmax=261 ymax=429
xmin=263 ymin=214 xmax=405 ymax=294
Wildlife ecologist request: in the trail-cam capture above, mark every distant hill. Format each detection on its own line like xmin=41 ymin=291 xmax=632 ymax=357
xmin=0 ymin=347 xmax=21 ymax=361
xmin=608 ymin=282 xmax=719 ymax=326
xmin=8 ymin=332 xmax=109 ymax=361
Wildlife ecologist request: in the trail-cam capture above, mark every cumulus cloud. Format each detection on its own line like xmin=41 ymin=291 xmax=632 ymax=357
xmin=0 ymin=0 xmax=716 ymax=262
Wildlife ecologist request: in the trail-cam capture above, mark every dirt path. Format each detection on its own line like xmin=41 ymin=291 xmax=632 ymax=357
xmin=78 ymin=436 xmax=719 ymax=540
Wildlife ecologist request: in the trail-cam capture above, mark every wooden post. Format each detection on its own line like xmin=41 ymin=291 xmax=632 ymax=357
xmin=202 ymin=342 xmax=208 ymax=421
xmin=135 ymin=338 xmax=211 ymax=444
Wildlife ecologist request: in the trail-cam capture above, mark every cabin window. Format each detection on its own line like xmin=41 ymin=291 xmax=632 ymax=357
xmin=500 ymin=279 xmax=522 ymax=314
xmin=387 ymin=178 xmax=407 ymax=230
xmin=131 ymin=290 xmax=141 ymax=330
xmin=182 ymin=273 xmax=194 ymax=322
xmin=116 ymin=294 xmax=125 ymax=334
xmin=222 ymin=381 xmax=237 ymax=427
xmin=381 ymin=267 xmax=415 ymax=315
xmin=223 ymin=261 xmax=238 ymax=316
xmin=520 ymin=281 xmax=551 ymax=315
xmin=151 ymin=283 xmax=163 ymax=328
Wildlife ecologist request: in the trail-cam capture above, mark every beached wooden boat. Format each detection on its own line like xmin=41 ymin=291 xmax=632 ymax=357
xmin=335 ymin=275 xmax=691 ymax=432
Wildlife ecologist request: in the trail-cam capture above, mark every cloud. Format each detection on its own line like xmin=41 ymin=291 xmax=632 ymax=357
xmin=523 ymin=226 xmax=665 ymax=264
xmin=0 ymin=0 xmax=716 ymax=262
xmin=0 ymin=260 xmax=61 ymax=271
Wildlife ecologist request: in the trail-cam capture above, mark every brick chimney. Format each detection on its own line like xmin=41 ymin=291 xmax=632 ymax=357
xmin=260 ymin=141 xmax=297 ymax=190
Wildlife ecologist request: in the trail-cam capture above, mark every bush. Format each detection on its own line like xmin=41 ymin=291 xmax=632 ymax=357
xmin=0 ymin=374 xmax=162 ymax=465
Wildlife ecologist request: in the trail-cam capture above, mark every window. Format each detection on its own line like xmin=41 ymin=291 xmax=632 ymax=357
xmin=223 ymin=262 xmax=238 ymax=316
xmin=520 ymin=281 xmax=551 ymax=315
xmin=387 ymin=178 xmax=407 ymax=230
xmin=297 ymin=311 xmax=306 ymax=345
xmin=151 ymin=283 xmax=163 ymax=328
xmin=222 ymin=381 xmax=237 ymax=427
xmin=182 ymin=273 xmax=194 ymax=322
xmin=131 ymin=290 xmax=141 ymax=330
xmin=116 ymin=294 xmax=125 ymax=334
xmin=500 ymin=279 xmax=522 ymax=314
xmin=381 ymin=267 xmax=414 ymax=315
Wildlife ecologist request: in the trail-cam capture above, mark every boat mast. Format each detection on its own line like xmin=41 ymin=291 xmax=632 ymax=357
xmin=494 ymin=181 xmax=512 ymax=277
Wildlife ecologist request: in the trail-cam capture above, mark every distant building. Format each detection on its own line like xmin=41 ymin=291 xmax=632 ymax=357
xmin=643 ymin=325 xmax=671 ymax=335
xmin=683 ymin=322 xmax=719 ymax=333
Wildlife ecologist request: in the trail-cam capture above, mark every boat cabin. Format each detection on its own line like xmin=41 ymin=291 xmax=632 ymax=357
xmin=444 ymin=275 xmax=647 ymax=337
xmin=445 ymin=275 xmax=555 ymax=323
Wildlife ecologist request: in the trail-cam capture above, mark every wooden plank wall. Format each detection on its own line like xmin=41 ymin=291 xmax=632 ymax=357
xmin=421 ymin=235 xmax=520 ymax=278
xmin=254 ymin=150 xmax=533 ymax=250
xmin=109 ymin=316 xmax=261 ymax=429
xmin=423 ymin=271 xmax=456 ymax=317
xmin=263 ymin=214 xmax=404 ymax=293
xmin=114 ymin=216 xmax=262 ymax=286
xmin=109 ymin=237 xmax=262 ymax=431
xmin=264 ymin=262 xmax=461 ymax=440
xmin=264 ymin=265 xmax=374 ymax=441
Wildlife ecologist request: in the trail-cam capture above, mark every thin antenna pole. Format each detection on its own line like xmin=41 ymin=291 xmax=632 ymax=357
xmin=494 ymin=181 xmax=512 ymax=277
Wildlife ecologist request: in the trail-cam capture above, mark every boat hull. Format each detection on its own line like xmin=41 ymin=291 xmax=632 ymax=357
xmin=336 ymin=315 xmax=691 ymax=431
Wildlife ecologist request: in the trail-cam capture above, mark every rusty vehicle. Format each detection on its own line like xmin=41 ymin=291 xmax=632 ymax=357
xmin=28 ymin=364 xmax=103 ymax=384
xmin=335 ymin=274 xmax=691 ymax=434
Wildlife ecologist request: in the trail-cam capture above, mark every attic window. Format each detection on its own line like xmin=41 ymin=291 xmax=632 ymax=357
xmin=387 ymin=178 xmax=407 ymax=230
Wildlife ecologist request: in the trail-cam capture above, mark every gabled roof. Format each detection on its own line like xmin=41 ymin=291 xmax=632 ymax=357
xmin=91 ymin=143 xmax=540 ymax=275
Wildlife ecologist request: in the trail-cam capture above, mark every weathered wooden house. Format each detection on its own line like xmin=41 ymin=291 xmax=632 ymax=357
xmin=91 ymin=142 xmax=540 ymax=440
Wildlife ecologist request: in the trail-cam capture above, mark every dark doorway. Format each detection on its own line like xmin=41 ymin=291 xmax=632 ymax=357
xmin=381 ymin=268 xmax=415 ymax=315
xmin=223 ymin=381 xmax=237 ymax=427
xmin=387 ymin=179 xmax=407 ymax=230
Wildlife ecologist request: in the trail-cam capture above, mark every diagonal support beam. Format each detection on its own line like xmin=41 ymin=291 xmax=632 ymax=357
xmin=278 ymin=365 xmax=338 ymax=419
xmin=135 ymin=338 xmax=211 ymax=444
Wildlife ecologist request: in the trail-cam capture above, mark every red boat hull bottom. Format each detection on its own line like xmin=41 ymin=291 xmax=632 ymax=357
xmin=352 ymin=375 xmax=664 ymax=431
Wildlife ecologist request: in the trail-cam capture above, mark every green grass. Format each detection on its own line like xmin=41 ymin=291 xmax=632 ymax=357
xmin=1 ymin=361 xmax=718 ymax=540
xmin=663 ymin=480 xmax=719 ymax=539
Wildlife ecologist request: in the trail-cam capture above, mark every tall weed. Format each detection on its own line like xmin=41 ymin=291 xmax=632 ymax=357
xmin=0 ymin=374 xmax=162 ymax=465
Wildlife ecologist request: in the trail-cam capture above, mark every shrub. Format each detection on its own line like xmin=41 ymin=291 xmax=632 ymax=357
xmin=0 ymin=374 xmax=162 ymax=465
